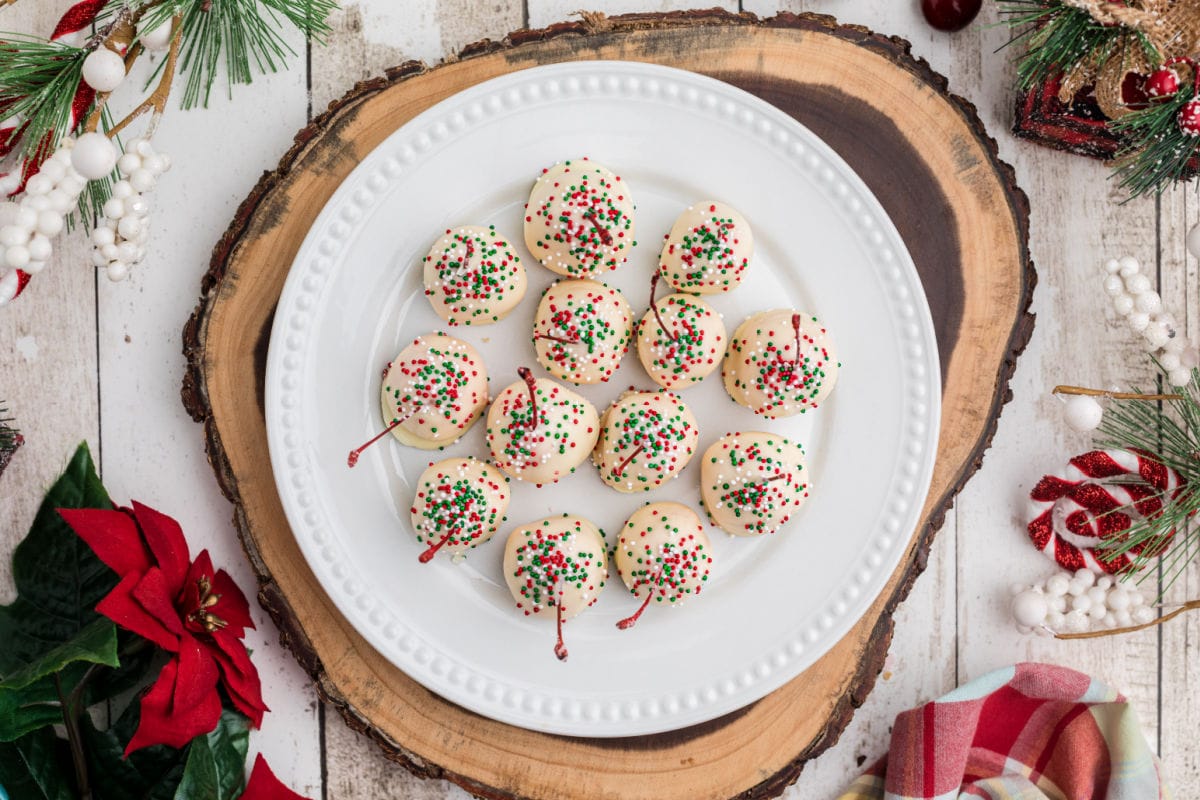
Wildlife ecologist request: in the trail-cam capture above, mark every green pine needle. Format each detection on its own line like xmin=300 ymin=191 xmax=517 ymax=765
xmin=1092 ymin=367 xmax=1200 ymax=593
xmin=1111 ymin=90 xmax=1200 ymax=199
xmin=0 ymin=405 xmax=18 ymax=455
xmin=998 ymin=0 xmax=1156 ymax=93
xmin=139 ymin=0 xmax=336 ymax=110
xmin=0 ymin=35 xmax=86 ymax=161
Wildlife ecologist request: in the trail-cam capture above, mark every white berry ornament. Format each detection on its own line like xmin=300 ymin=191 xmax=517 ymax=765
xmin=1010 ymin=568 xmax=1156 ymax=636
xmin=136 ymin=20 xmax=173 ymax=52
xmin=81 ymin=48 xmax=126 ymax=93
xmin=1062 ymin=394 xmax=1103 ymax=432
xmin=89 ymin=136 xmax=169 ymax=282
xmin=71 ymin=132 xmax=117 ymax=180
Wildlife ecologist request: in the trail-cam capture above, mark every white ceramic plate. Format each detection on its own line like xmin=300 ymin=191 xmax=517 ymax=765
xmin=265 ymin=61 xmax=940 ymax=737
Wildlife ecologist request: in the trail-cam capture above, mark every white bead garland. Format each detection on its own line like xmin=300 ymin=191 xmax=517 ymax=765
xmin=89 ymin=136 xmax=168 ymax=282
xmin=0 ymin=138 xmax=88 ymax=306
xmin=1103 ymin=256 xmax=1193 ymax=386
xmin=1010 ymin=568 xmax=1156 ymax=634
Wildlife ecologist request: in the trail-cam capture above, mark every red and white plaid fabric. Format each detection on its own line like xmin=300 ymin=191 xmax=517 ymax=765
xmin=839 ymin=663 xmax=1171 ymax=799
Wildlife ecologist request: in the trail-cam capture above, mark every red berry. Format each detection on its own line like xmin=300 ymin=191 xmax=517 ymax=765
xmin=1179 ymin=99 xmax=1200 ymax=136
xmin=1146 ymin=68 xmax=1181 ymax=99
xmin=920 ymin=0 xmax=982 ymax=31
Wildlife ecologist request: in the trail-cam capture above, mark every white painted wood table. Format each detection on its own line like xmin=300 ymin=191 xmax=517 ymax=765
xmin=2 ymin=1 xmax=1197 ymax=797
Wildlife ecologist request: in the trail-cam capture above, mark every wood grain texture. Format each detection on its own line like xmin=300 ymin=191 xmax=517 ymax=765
xmin=180 ymin=10 xmax=1033 ymax=799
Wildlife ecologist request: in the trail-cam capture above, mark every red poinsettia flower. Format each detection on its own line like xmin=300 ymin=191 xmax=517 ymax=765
xmin=240 ymin=754 xmax=313 ymax=800
xmin=59 ymin=501 xmax=269 ymax=754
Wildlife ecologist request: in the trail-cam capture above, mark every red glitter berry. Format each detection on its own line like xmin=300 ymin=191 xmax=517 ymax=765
xmin=1179 ymin=99 xmax=1200 ymax=136
xmin=1146 ymin=68 xmax=1181 ymax=99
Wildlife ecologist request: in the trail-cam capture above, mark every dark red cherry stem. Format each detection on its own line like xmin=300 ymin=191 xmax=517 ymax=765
xmin=347 ymin=408 xmax=414 ymax=467
xmin=534 ymin=332 xmax=581 ymax=346
xmin=554 ymin=591 xmax=569 ymax=661
xmin=616 ymin=580 xmax=658 ymax=630
xmin=791 ymin=313 xmax=802 ymax=369
xmin=417 ymin=529 xmax=456 ymax=563
xmin=586 ymin=210 xmax=613 ymax=246
xmin=649 ymin=272 xmax=678 ymax=341
xmin=517 ymin=366 xmax=538 ymax=430
xmin=612 ymin=445 xmax=644 ymax=478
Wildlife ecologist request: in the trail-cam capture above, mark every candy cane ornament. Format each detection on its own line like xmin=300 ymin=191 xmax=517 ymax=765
xmin=1027 ymin=449 xmax=1185 ymax=574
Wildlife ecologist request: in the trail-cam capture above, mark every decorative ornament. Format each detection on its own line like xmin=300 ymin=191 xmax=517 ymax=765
xmin=1146 ymin=65 xmax=1182 ymax=98
xmin=81 ymin=47 xmax=126 ymax=93
xmin=921 ymin=0 xmax=983 ymax=31
xmin=1008 ymin=568 xmax=1156 ymax=635
xmin=0 ymin=444 xmax=313 ymax=797
xmin=1062 ymin=393 xmax=1104 ymax=432
xmin=1002 ymin=2 xmax=1200 ymax=196
xmin=70 ymin=131 xmax=118 ymax=180
xmin=1100 ymin=256 xmax=1196 ymax=385
xmin=1026 ymin=449 xmax=1183 ymax=574
xmin=1179 ymin=97 xmax=1200 ymax=135
xmin=0 ymin=0 xmax=336 ymax=306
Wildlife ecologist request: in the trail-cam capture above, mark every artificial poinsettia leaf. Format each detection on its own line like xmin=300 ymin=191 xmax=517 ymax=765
xmin=0 ymin=617 xmax=118 ymax=691
xmin=0 ymin=727 xmax=74 ymax=800
xmin=172 ymin=710 xmax=250 ymax=800
xmin=0 ymin=442 xmax=115 ymax=674
xmin=0 ymin=677 xmax=61 ymax=743
xmin=80 ymin=698 xmax=187 ymax=800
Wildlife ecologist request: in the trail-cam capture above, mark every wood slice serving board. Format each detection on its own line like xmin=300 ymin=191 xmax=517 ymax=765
xmin=182 ymin=10 xmax=1034 ymax=800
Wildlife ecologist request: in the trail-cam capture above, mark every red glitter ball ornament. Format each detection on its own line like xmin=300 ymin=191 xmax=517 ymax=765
xmin=1179 ymin=99 xmax=1200 ymax=136
xmin=1146 ymin=67 xmax=1181 ymax=100
xmin=920 ymin=0 xmax=981 ymax=31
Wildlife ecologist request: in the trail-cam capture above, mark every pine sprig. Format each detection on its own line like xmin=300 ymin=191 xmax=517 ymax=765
xmin=0 ymin=35 xmax=86 ymax=160
xmin=998 ymin=0 xmax=1156 ymax=92
xmin=1111 ymin=87 xmax=1200 ymax=198
xmin=0 ymin=404 xmax=17 ymax=454
xmin=1093 ymin=369 xmax=1200 ymax=591
xmin=139 ymin=0 xmax=336 ymax=110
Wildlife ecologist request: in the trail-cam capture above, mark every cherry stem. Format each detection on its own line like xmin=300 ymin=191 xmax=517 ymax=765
xmin=1053 ymin=385 xmax=1183 ymax=402
xmin=534 ymin=332 xmax=581 ymax=346
xmin=553 ymin=593 xmax=569 ymax=661
xmin=347 ymin=408 xmax=414 ymax=467
xmin=649 ymin=272 xmax=678 ymax=341
xmin=517 ymin=366 xmax=538 ymax=430
xmin=586 ymin=210 xmax=613 ymax=246
xmin=616 ymin=587 xmax=655 ymax=631
xmin=612 ymin=445 xmax=644 ymax=478
xmin=791 ymin=313 xmax=802 ymax=369
xmin=417 ymin=529 xmax=456 ymax=563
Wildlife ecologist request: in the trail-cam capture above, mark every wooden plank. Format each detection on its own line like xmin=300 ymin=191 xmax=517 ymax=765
xmin=0 ymin=2 xmax=100 ymax=595
xmin=951 ymin=0 xmax=1162 ymax=750
xmin=1156 ymin=184 xmax=1199 ymax=789
xmin=86 ymin=15 xmax=324 ymax=796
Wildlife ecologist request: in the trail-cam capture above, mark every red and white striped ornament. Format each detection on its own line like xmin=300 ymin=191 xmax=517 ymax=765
xmin=1027 ymin=449 xmax=1184 ymax=574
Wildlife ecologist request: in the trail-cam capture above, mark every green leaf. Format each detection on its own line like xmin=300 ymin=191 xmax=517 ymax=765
xmin=172 ymin=711 xmax=250 ymax=800
xmin=0 ymin=676 xmax=61 ymax=743
xmin=0 ymin=442 xmax=115 ymax=675
xmin=0 ymin=727 xmax=74 ymax=800
xmin=0 ymin=618 xmax=118 ymax=691
xmin=80 ymin=698 xmax=187 ymax=800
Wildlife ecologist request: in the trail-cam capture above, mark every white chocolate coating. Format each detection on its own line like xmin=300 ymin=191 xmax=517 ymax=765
xmin=485 ymin=374 xmax=599 ymax=485
xmin=700 ymin=432 xmax=809 ymax=537
xmin=524 ymin=159 xmax=635 ymax=277
xmin=379 ymin=332 xmax=489 ymax=450
xmin=615 ymin=502 xmax=713 ymax=611
xmin=409 ymin=457 xmax=510 ymax=560
xmin=658 ymin=201 xmax=752 ymax=294
xmin=503 ymin=514 xmax=608 ymax=619
xmin=532 ymin=278 xmax=633 ymax=384
xmin=722 ymin=309 xmax=839 ymax=418
xmin=592 ymin=390 xmax=699 ymax=493
xmin=422 ymin=224 xmax=526 ymax=325
xmin=636 ymin=292 xmax=725 ymax=390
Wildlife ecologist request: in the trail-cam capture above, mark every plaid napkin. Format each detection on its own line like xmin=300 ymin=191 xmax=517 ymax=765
xmin=838 ymin=663 xmax=1171 ymax=800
